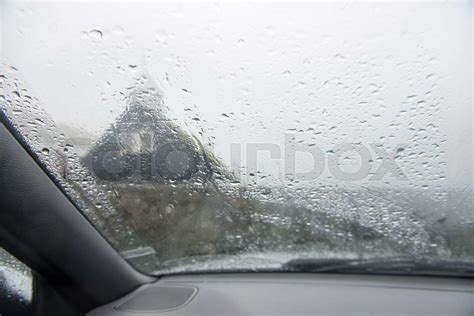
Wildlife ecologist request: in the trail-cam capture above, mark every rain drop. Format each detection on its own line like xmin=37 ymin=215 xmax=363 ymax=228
xmin=89 ymin=29 xmax=103 ymax=40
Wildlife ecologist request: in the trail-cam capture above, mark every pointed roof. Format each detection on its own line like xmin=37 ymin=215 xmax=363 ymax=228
xmin=84 ymin=75 xmax=232 ymax=186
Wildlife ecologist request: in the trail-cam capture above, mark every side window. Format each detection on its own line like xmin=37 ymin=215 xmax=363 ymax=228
xmin=0 ymin=248 xmax=32 ymax=316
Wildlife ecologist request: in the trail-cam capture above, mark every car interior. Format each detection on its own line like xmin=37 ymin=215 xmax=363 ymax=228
xmin=0 ymin=1 xmax=473 ymax=315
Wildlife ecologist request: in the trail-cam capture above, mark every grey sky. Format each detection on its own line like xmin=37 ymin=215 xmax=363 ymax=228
xmin=1 ymin=0 xmax=472 ymax=187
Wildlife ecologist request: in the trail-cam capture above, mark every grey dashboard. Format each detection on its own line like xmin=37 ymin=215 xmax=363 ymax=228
xmin=88 ymin=273 xmax=474 ymax=315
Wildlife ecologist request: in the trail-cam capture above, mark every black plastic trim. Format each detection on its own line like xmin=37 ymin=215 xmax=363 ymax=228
xmin=0 ymin=115 xmax=155 ymax=313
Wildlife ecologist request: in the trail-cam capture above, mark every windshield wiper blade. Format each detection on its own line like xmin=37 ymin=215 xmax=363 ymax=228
xmin=282 ymin=257 xmax=474 ymax=277
xmin=121 ymin=246 xmax=156 ymax=260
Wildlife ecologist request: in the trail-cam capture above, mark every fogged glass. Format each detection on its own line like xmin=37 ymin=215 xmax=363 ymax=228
xmin=0 ymin=1 xmax=472 ymax=274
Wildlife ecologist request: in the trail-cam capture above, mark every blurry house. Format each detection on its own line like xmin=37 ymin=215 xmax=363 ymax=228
xmin=84 ymin=77 xmax=229 ymax=185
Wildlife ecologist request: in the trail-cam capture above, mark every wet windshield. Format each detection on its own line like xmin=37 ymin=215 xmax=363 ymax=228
xmin=0 ymin=0 xmax=472 ymax=275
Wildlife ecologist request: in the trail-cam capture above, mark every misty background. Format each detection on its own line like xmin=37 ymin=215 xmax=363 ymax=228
xmin=1 ymin=0 xmax=472 ymax=189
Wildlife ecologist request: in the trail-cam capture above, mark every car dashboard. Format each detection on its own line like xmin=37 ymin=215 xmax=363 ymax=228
xmin=88 ymin=273 xmax=474 ymax=315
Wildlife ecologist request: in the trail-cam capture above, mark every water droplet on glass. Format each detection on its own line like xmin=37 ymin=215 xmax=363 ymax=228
xmin=89 ymin=29 xmax=103 ymax=40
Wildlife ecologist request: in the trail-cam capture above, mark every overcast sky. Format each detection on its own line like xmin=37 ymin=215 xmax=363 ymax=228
xmin=1 ymin=0 xmax=472 ymax=187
